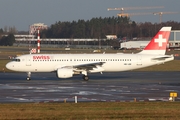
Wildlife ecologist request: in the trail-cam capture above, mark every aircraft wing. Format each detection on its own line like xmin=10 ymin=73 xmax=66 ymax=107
xmin=73 ymin=62 xmax=105 ymax=71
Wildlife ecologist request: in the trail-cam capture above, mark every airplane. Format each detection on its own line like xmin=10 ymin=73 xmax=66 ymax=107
xmin=6 ymin=27 xmax=174 ymax=81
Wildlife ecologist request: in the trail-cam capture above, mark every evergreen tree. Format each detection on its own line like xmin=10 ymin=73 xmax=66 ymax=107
xmin=40 ymin=16 xmax=180 ymax=39
xmin=0 ymin=34 xmax=15 ymax=46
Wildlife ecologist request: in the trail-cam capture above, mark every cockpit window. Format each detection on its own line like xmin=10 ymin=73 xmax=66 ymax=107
xmin=12 ymin=59 xmax=20 ymax=62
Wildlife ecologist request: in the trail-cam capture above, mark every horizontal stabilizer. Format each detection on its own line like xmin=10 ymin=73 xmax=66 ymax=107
xmin=151 ymin=55 xmax=174 ymax=61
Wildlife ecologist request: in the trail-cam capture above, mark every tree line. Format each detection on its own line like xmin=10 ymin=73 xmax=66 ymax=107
xmin=0 ymin=34 xmax=15 ymax=46
xmin=1 ymin=16 xmax=180 ymax=46
xmin=41 ymin=16 xmax=180 ymax=39
xmin=0 ymin=27 xmax=16 ymax=46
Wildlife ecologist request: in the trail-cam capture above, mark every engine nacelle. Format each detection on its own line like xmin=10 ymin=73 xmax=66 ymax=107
xmin=56 ymin=68 xmax=74 ymax=78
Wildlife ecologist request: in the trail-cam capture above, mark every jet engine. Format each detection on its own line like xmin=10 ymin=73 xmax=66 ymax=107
xmin=56 ymin=68 xmax=74 ymax=78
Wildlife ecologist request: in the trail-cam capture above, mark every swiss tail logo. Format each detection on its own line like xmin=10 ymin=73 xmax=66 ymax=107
xmin=139 ymin=27 xmax=171 ymax=55
xmin=144 ymin=27 xmax=171 ymax=50
xmin=154 ymin=34 xmax=166 ymax=47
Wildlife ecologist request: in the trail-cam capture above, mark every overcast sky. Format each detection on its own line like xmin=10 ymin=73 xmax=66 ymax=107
xmin=0 ymin=0 xmax=179 ymax=31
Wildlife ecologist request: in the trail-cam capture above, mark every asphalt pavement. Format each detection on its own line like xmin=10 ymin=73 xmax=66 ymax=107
xmin=0 ymin=71 xmax=179 ymax=103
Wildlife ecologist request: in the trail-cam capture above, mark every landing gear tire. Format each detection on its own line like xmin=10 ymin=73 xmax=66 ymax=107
xmin=26 ymin=77 xmax=31 ymax=81
xmin=27 ymin=72 xmax=31 ymax=81
xmin=83 ymin=75 xmax=89 ymax=81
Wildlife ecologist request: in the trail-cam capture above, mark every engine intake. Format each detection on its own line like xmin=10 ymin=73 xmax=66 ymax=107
xmin=56 ymin=68 xmax=73 ymax=78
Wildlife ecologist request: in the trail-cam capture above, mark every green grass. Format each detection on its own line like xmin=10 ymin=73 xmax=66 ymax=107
xmin=0 ymin=59 xmax=11 ymax=72
xmin=0 ymin=102 xmax=180 ymax=119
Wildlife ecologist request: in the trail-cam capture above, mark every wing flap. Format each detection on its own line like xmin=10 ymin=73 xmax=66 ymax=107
xmin=74 ymin=62 xmax=105 ymax=70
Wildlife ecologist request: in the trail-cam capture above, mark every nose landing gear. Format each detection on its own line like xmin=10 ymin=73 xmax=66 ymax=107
xmin=27 ymin=72 xmax=31 ymax=81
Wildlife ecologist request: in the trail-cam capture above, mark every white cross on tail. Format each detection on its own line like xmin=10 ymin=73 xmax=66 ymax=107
xmin=154 ymin=34 xmax=166 ymax=47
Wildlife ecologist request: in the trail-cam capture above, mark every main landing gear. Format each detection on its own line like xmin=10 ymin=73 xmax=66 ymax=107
xmin=82 ymin=75 xmax=89 ymax=81
xmin=82 ymin=71 xmax=89 ymax=81
xmin=27 ymin=72 xmax=31 ymax=81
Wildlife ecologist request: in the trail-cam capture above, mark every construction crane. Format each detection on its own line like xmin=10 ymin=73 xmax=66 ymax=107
xmin=153 ymin=12 xmax=179 ymax=23
xmin=107 ymin=6 xmax=164 ymax=14
xmin=117 ymin=12 xmax=152 ymax=17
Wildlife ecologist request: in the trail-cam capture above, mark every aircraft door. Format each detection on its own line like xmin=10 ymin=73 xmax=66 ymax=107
xmin=137 ymin=55 xmax=142 ymax=66
xmin=26 ymin=56 xmax=31 ymax=66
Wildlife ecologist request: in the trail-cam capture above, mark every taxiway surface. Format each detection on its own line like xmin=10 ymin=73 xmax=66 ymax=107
xmin=0 ymin=72 xmax=179 ymax=103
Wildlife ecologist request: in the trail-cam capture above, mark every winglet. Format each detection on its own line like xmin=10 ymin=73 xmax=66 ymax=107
xmin=139 ymin=27 xmax=171 ymax=55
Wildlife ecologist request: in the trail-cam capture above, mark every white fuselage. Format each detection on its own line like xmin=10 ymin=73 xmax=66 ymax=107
xmin=5 ymin=27 xmax=173 ymax=80
xmin=6 ymin=53 xmax=174 ymax=73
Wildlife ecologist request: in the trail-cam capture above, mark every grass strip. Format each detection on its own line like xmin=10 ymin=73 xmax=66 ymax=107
xmin=0 ymin=102 xmax=180 ymax=119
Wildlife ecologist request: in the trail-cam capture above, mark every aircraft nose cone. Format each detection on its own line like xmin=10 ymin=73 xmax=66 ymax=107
xmin=6 ymin=62 xmax=14 ymax=70
xmin=6 ymin=63 xmax=11 ymax=70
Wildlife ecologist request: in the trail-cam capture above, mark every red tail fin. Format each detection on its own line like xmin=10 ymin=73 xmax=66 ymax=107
xmin=139 ymin=27 xmax=171 ymax=55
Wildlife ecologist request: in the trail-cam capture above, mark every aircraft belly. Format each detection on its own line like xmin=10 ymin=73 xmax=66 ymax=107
xmin=139 ymin=58 xmax=159 ymax=68
xmin=22 ymin=63 xmax=55 ymax=72
xmin=103 ymin=60 xmax=145 ymax=71
xmin=103 ymin=62 xmax=125 ymax=71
